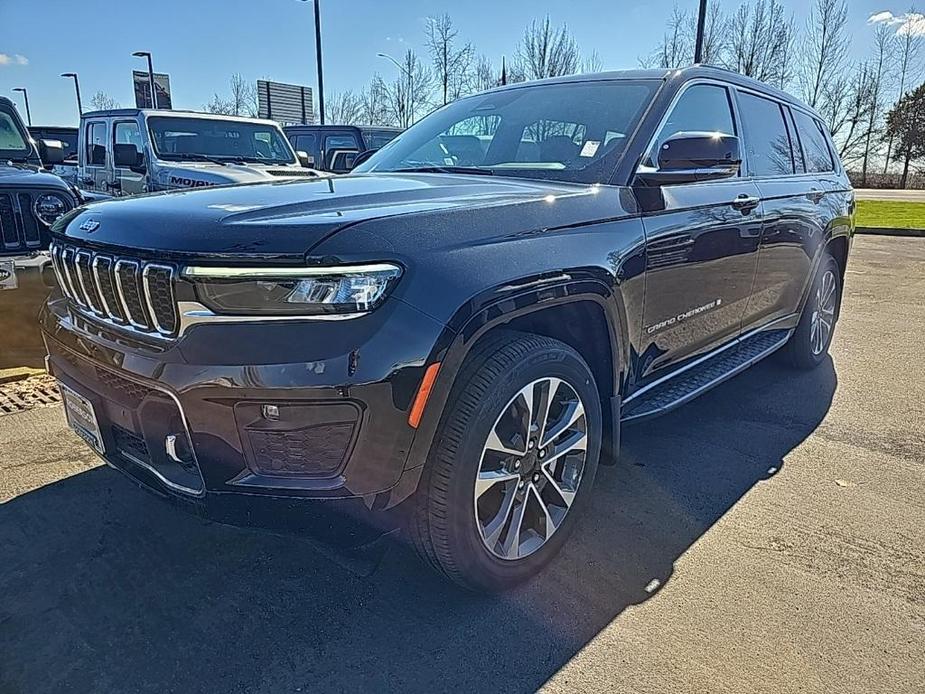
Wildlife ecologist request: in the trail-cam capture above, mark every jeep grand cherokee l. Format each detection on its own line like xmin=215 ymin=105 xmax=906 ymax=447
xmin=41 ymin=67 xmax=854 ymax=591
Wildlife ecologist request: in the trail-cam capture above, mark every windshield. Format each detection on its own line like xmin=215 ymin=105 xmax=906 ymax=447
xmin=362 ymin=129 xmax=401 ymax=150
xmin=0 ymin=106 xmax=31 ymax=158
xmin=147 ymin=116 xmax=296 ymax=164
xmin=355 ymin=80 xmax=658 ymax=184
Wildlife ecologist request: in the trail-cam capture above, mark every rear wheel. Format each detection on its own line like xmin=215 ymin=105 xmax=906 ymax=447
xmin=780 ymin=253 xmax=842 ymax=370
xmin=409 ymin=333 xmax=602 ymax=592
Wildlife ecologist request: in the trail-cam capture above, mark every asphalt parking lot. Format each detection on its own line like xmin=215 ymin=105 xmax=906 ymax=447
xmin=1 ymin=234 xmax=923 ymax=694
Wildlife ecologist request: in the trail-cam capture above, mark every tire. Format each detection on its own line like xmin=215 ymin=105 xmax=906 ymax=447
xmin=779 ymin=253 xmax=842 ymax=370
xmin=409 ymin=332 xmax=603 ymax=592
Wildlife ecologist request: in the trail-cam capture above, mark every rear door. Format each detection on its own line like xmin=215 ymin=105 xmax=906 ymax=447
xmin=80 ymin=119 xmax=109 ymax=194
xmin=636 ymin=82 xmax=763 ymax=379
xmin=739 ymin=92 xmax=831 ymax=332
xmin=289 ymin=131 xmax=321 ymax=168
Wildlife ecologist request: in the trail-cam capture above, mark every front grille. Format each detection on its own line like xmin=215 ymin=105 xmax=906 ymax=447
xmin=51 ymin=242 xmax=179 ymax=338
xmin=0 ymin=191 xmax=52 ymax=253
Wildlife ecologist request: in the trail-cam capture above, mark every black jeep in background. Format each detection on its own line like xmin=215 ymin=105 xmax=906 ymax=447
xmin=42 ymin=66 xmax=853 ymax=590
xmin=0 ymin=99 xmax=98 ymax=369
xmin=283 ymin=124 xmax=402 ymax=173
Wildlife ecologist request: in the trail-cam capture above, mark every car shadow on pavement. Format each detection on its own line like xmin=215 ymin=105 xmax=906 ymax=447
xmin=0 ymin=358 xmax=837 ymax=694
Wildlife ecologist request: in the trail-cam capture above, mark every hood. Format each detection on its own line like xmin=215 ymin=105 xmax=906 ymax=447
xmin=0 ymin=164 xmax=72 ymax=189
xmin=58 ymin=173 xmax=604 ymax=259
xmin=154 ymin=161 xmax=319 ymax=190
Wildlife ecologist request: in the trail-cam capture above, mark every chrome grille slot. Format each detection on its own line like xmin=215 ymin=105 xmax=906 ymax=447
xmin=115 ymin=260 xmax=151 ymax=330
xmin=51 ymin=242 xmax=179 ymax=338
xmin=59 ymin=246 xmax=86 ymax=306
xmin=143 ymin=265 xmax=178 ymax=335
xmin=93 ymin=256 xmax=125 ymax=322
xmin=75 ymin=250 xmax=104 ymax=314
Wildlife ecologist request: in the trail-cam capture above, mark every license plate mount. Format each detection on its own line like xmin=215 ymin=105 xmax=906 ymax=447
xmin=60 ymin=382 xmax=105 ymax=455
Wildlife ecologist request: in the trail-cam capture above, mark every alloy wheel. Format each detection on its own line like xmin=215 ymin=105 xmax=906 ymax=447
xmin=810 ymin=269 xmax=837 ymax=356
xmin=473 ymin=377 xmax=588 ymax=561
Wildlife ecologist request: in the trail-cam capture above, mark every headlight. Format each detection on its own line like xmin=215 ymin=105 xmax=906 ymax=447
xmin=182 ymin=263 xmax=402 ymax=316
xmin=33 ymin=192 xmax=72 ymax=227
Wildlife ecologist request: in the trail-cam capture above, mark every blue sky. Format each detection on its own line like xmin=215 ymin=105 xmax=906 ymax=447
xmin=0 ymin=0 xmax=904 ymax=125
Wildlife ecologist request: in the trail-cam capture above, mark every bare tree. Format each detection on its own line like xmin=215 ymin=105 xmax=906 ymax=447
xmin=828 ymin=62 xmax=875 ymax=163
xmin=648 ymin=5 xmax=691 ymax=68
xmin=860 ymin=25 xmax=892 ymax=184
xmin=89 ymin=91 xmax=119 ymax=111
xmin=204 ymin=74 xmax=257 ymax=117
xmin=799 ymin=0 xmax=850 ymax=109
xmin=725 ymin=0 xmax=794 ymax=87
xmin=582 ymin=50 xmax=604 ymax=74
xmin=516 ymin=16 xmax=581 ymax=80
xmin=384 ymin=49 xmax=433 ymax=127
xmin=425 ymin=14 xmax=472 ymax=105
xmin=469 ymin=54 xmax=504 ymax=93
xmin=358 ymin=75 xmax=392 ymax=126
xmin=325 ymin=90 xmax=363 ymax=124
xmin=883 ymin=8 xmax=925 ymax=172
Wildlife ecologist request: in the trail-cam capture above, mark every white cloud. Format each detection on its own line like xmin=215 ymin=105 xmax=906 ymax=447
xmin=868 ymin=10 xmax=925 ymax=36
xmin=0 ymin=53 xmax=29 ymax=66
xmin=868 ymin=11 xmax=896 ymax=24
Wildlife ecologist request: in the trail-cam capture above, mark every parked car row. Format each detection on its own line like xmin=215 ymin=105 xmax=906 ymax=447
xmin=36 ymin=66 xmax=854 ymax=590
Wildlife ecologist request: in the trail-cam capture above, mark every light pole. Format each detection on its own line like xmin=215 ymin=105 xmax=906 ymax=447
xmin=61 ymin=73 xmax=83 ymax=116
xmin=12 ymin=88 xmax=31 ymax=125
xmin=298 ymin=0 xmax=325 ymax=124
xmin=694 ymin=0 xmax=708 ymax=64
xmin=378 ymin=52 xmax=413 ymax=126
xmin=132 ymin=51 xmax=158 ymax=108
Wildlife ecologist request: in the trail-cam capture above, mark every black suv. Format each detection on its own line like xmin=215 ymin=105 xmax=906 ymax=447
xmin=41 ymin=67 xmax=853 ymax=591
xmin=283 ymin=124 xmax=402 ymax=173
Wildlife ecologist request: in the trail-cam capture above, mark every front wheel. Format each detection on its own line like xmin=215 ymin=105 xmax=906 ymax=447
xmin=409 ymin=333 xmax=602 ymax=592
xmin=779 ymin=253 xmax=842 ymax=370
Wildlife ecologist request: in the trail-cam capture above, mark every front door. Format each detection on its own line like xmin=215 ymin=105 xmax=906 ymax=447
xmin=112 ymin=120 xmax=147 ymax=197
xmin=635 ymin=82 xmax=763 ymax=381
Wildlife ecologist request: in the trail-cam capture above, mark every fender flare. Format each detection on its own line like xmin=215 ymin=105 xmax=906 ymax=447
xmin=400 ymin=273 xmax=628 ymax=478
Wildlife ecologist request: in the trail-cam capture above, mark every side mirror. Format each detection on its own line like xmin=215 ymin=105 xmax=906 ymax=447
xmin=351 ymin=149 xmax=377 ymax=169
xmin=637 ymin=132 xmax=741 ymax=186
xmin=113 ymin=143 xmax=146 ymax=174
xmin=296 ymin=150 xmax=315 ymax=168
xmin=38 ymin=139 xmax=65 ymax=167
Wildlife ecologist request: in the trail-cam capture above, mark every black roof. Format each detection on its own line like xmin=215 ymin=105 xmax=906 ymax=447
xmin=481 ymin=65 xmax=823 ymax=119
xmin=283 ymin=124 xmax=403 ymax=131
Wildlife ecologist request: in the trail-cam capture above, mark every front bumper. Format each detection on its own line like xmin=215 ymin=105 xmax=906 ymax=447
xmin=41 ymin=293 xmax=449 ymax=512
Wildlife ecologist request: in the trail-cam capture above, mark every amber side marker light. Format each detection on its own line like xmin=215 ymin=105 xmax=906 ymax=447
xmin=409 ymin=362 xmax=441 ymax=429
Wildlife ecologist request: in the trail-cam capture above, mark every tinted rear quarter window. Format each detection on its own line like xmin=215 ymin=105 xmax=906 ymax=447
xmin=792 ymin=109 xmax=834 ymax=173
xmin=86 ymin=121 xmax=107 ymax=166
xmin=737 ymin=92 xmax=794 ymax=177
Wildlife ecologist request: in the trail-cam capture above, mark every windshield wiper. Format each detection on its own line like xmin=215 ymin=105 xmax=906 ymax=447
xmin=163 ymin=153 xmax=229 ymax=166
xmin=393 ymin=165 xmax=494 ymax=176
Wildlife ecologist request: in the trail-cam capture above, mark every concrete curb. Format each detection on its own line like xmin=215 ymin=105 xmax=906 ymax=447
xmin=856 ymin=226 xmax=925 ymax=238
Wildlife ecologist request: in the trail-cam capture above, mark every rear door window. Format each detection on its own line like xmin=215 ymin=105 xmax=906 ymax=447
xmin=648 ymin=84 xmax=736 ymax=167
xmin=85 ymin=121 xmax=107 ymax=166
xmin=737 ymin=92 xmax=794 ymax=177
xmin=792 ymin=109 xmax=835 ymax=173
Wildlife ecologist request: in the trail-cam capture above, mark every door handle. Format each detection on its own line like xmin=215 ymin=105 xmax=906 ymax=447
xmin=731 ymin=194 xmax=761 ymax=213
xmin=808 ymin=188 xmax=825 ymax=204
